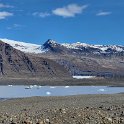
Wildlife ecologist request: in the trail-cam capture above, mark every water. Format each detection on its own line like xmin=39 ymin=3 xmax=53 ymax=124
xmin=0 ymin=86 xmax=123 ymax=98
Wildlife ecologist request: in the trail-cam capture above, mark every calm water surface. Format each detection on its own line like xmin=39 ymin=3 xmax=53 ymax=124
xmin=0 ymin=86 xmax=124 ymax=98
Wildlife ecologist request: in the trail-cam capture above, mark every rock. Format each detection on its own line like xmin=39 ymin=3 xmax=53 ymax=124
xmin=45 ymin=118 xmax=50 ymax=124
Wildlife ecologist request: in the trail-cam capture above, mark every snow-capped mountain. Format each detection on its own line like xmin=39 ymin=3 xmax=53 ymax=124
xmin=0 ymin=38 xmax=124 ymax=54
xmin=62 ymin=42 xmax=124 ymax=53
xmin=0 ymin=38 xmax=124 ymax=79
xmin=43 ymin=39 xmax=124 ymax=55
xmin=0 ymin=38 xmax=46 ymax=54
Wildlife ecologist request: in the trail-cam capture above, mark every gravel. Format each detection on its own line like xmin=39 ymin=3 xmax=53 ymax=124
xmin=0 ymin=94 xmax=124 ymax=123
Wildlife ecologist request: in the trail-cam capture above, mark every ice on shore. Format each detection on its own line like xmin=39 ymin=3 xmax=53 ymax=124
xmin=65 ymin=86 xmax=70 ymax=88
xmin=50 ymin=86 xmax=56 ymax=89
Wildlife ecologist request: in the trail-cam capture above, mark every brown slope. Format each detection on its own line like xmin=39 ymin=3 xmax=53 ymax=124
xmin=39 ymin=52 xmax=124 ymax=79
xmin=0 ymin=40 xmax=70 ymax=79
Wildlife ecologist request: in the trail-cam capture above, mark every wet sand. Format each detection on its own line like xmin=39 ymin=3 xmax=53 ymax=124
xmin=0 ymin=94 xmax=124 ymax=124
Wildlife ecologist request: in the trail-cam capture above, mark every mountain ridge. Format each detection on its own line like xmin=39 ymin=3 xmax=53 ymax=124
xmin=1 ymin=38 xmax=124 ymax=54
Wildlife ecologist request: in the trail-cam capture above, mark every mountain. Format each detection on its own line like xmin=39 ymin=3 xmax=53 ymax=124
xmin=42 ymin=39 xmax=124 ymax=78
xmin=42 ymin=39 xmax=124 ymax=57
xmin=1 ymin=38 xmax=124 ymax=55
xmin=0 ymin=40 xmax=70 ymax=79
xmin=1 ymin=38 xmax=124 ymax=79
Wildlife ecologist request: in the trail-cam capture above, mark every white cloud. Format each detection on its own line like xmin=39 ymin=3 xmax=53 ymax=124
xmin=52 ymin=4 xmax=88 ymax=18
xmin=7 ymin=24 xmax=25 ymax=30
xmin=13 ymin=24 xmax=21 ymax=27
xmin=33 ymin=12 xmax=50 ymax=18
xmin=0 ymin=3 xmax=13 ymax=8
xmin=0 ymin=11 xmax=13 ymax=19
xmin=96 ymin=11 xmax=112 ymax=16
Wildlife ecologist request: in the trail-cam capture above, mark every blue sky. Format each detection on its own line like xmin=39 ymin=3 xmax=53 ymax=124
xmin=0 ymin=0 xmax=124 ymax=45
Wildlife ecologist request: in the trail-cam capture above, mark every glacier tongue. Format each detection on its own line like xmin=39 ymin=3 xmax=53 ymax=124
xmin=0 ymin=38 xmax=46 ymax=54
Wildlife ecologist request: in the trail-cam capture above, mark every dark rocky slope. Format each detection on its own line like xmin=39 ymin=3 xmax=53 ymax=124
xmin=40 ymin=39 xmax=124 ymax=78
xmin=0 ymin=40 xmax=70 ymax=79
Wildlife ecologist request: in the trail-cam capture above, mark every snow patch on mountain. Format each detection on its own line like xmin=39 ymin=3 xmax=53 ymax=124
xmin=62 ymin=42 xmax=92 ymax=49
xmin=62 ymin=42 xmax=124 ymax=52
xmin=73 ymin=76 xmax=96 ymax=79
xmin=0 ymin=38 xmax=46 ymax=54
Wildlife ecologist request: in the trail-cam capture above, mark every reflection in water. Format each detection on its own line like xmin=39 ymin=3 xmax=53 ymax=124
xmin=0 ymin=86 xmax=123 ymax=98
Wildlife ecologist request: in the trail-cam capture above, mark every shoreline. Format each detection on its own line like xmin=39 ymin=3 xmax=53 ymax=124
xmin=0 ymin=77 xmax=124 ymax=86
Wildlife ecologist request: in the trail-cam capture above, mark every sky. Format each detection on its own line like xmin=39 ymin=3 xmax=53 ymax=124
xmin=0 ymin=0 xmax=124 ymax=45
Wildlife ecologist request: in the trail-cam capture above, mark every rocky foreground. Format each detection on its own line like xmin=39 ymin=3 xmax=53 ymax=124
xmin=0 ymin=94 xmax=124 ymax=124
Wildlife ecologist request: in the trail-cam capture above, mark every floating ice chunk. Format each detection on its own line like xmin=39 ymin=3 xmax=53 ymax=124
xmin=46 ymin=92 xmax=51 ymax=95
xmin=65 ymin=86 xmax=70 ymax=88
xmin=98 ymin=89 xmax=105 ymax=92
xmin=36 ymin=86 xmax=42 ymax=89
xmin=38 ymin=86 xmax=42 ymax=88
xmin=29 ymin=85 xmax=33 ymax=88
xmin=50 ymin=86 xmax=56 ymax=89
xmin=25 ymin=86 xmax=32 ymax=89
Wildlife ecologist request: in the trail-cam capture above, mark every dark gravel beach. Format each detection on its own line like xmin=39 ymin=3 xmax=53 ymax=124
xmin=0 ymin=94 xmax=124 ymax=124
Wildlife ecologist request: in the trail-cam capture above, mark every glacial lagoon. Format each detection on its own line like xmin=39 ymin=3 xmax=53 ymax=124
xmin=0 ymin=86 xmax=124 ymax=98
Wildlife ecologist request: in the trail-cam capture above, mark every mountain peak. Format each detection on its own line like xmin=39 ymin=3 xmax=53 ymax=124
xmin=43 ymin=39 xmax=59 ymax=49
xmin=46 ymin=39 xmax=57 ymax=44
